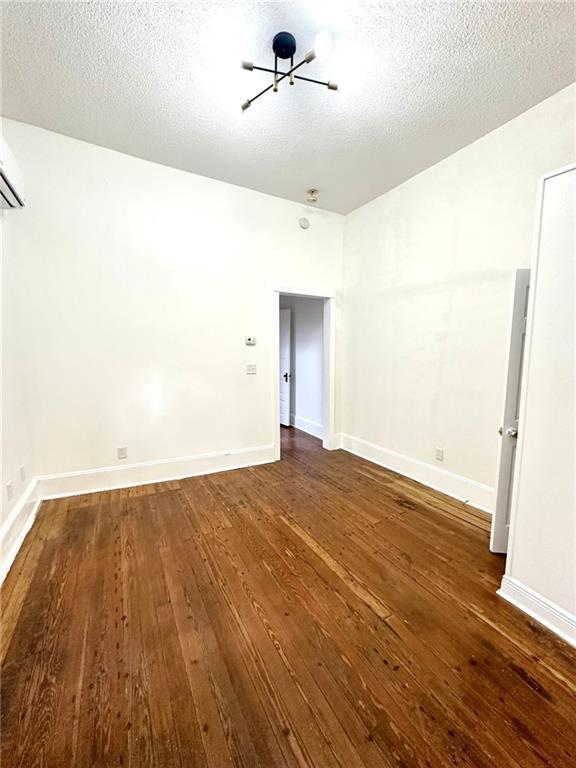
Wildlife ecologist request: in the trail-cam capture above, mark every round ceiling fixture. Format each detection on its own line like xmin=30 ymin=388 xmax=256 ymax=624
xmin=299 ymin=217 xmax=310 ymax=230
xmin=272 ymin=31 xmax=297 ymax=60
xmin=306 ymin=188 xmax=319 ymax=204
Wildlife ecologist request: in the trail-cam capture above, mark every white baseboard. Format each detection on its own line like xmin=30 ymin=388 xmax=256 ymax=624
xmin=0 ymin=479 xmax=42 ymax=585
xmin=290 ymin=414 xmax=324 ymax=439
xmin=37 ymin=443 xmax=276 ymax=500
xmin=337 ymin=432 xmax=495 ymax=513
xmin=498 ymin=575 xmax=576 ymax=649
xmin=1 ymin=444 xmax=275 ymax=585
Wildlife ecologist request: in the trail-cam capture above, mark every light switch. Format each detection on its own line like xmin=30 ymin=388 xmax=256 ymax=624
xmin=246 ymin=364 xmax=257 ymax=375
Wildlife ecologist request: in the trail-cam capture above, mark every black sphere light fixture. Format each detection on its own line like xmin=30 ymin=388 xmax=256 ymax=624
xmin=272 ymin=31 xmax=297 ymax=60
xmin=241 ymin=31 xmax=338 ymax=112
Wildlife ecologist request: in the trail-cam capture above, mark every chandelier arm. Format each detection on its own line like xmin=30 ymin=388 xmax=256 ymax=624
xmin=247 ymin=66 xmax=334 ymax=88
xmin=242 ymin=55 xmax=312 ymax=110
xmin=273 ymin=54 xmax=278 ymax=92
xmin=253 ymin=55 xmax=311 ymax=84
xmin=250 ymin=64 xmax=281 ymax=75
xmin=292 ymin=74 xmax=332 ymax=87
xmin=245 ymin=81 xmax=276 ymax=107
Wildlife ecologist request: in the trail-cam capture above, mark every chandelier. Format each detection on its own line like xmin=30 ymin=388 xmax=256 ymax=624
xmin=241 ymin=31 xmax=338 ymax=112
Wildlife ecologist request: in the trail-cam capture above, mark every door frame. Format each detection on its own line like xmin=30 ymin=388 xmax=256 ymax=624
xmin=272 ymin=288 xmax=336 ymax=460
xmin=279 ymin=307 xmax=292 ymax=427
xmin=503 ymin=162 xmax=576 ymax=579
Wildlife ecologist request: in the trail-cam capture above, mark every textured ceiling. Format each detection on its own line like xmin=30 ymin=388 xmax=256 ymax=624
xmin=1 ymin=1 xmax=575 ymax=213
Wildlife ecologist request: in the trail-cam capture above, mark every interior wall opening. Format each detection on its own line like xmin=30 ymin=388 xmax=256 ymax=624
xmin=278 ymin=293 xmax=327 ymax=456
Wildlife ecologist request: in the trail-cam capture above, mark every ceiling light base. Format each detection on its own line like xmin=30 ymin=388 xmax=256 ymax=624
xmin=272 ymin=32 xmax=297 ymax=60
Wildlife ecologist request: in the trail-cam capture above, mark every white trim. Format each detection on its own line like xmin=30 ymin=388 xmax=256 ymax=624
xmin=275 ymin=286 xmax=336 ymax=299
xmin=539 ymin=162 xmax=576 ymax=181
xmin=0 ymin=479 xmax=37 ymax=542
xmin=290 ymin=414 xmax=323 ymax=439
xmin=272 ymin=291 xmax=282 ymax=460
xmin=321 ymin=297 xmax=337 ymax=450
xmin=498 ymin=576 xmax=576 ymax=649
xmin=1 ymin=444 xmax=275 ymax=584
xmin=37 ymin=443 xmax=275 ymax=500
xmin=338 ymin=432 xmax=495 ymax=513
xmin=0 ymin=479 xmax=42 ymax=585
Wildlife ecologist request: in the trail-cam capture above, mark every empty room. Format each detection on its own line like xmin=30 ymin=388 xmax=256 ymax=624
xmin=1 ymin=1 xmax=575 ymax=766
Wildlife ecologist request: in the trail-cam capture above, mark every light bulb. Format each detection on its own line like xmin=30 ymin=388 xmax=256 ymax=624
xmin=313 ymin=31 xmax=333 ymax=62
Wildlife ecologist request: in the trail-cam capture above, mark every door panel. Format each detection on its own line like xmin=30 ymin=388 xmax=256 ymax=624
xmin=279 ymin=308 xmax=291 ymax=427
xmin=504 ymin=167 xmax=575 ymax=607
xmin=490 ymin=269 xmax=530 ymax=553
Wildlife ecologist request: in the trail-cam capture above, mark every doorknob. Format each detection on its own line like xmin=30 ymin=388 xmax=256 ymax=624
xmin=505 ymin=427 xmax=518 ymax=438
xmin=283 ymin=372 xmax=289 ymax=382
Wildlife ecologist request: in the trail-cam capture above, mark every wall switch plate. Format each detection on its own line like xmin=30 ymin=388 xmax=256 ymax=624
xmin=117 ymin=446 xmax=127 ymax=460
xmin=6 ymin=481 xmax=13 ymax=499
xmin=19 ymin=465 xmax=26 ymax=482
xmin=245 ymin=336 xmax=257 ymax=346
xmin=435 ymin=447 xmax=444 ymax=462
xmin=246 ymin=364 xmax=257 ymax=375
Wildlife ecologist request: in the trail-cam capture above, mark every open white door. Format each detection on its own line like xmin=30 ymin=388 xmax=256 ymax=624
xmin=490 ymin=269 xmax=530 ymax=553
xmin=279 ymin=308 xmax=291 ymax=427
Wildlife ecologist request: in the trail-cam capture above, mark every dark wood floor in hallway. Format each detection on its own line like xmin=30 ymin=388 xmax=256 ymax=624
xmin=2 ymin=428 xmax=576 ymax=767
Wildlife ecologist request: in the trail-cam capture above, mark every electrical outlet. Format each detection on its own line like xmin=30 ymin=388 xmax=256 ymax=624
xmin=117 ymin=446 xmax=127 ymax=460
xmin=6 ymin=481 xmax=13 ymax=499
xmin=246 ymin=364 xmax=257 ymax=375
xmin=435 ymin=447 xmax=444 ymax=462
xmin=19 ymin=465 xmax=26 ymax=482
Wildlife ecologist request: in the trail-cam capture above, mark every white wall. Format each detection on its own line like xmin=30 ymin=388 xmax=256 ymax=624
xmin=279 ymin=295 xmax=324 ymax=438
xmin=1 ymin=203 xmax=40 ymax=578
xmin=2 ymin=119 xmax=343 ymax=499
xmin=499 ymin=166 xmax=575 ymax=644
xmin=339 ymin=84 xmax=576 ymax=512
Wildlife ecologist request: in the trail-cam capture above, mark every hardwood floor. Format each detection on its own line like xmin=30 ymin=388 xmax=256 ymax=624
xmin=2 ymin=428 xmax=575 ymax=767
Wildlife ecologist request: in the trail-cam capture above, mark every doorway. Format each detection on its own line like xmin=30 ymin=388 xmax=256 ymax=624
xmin=273 ymin=289 xmax=336 ymax=459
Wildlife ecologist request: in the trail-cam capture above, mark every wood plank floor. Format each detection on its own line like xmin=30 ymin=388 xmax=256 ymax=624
xmin=2 ymin=428 xmax=576 ymax=767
